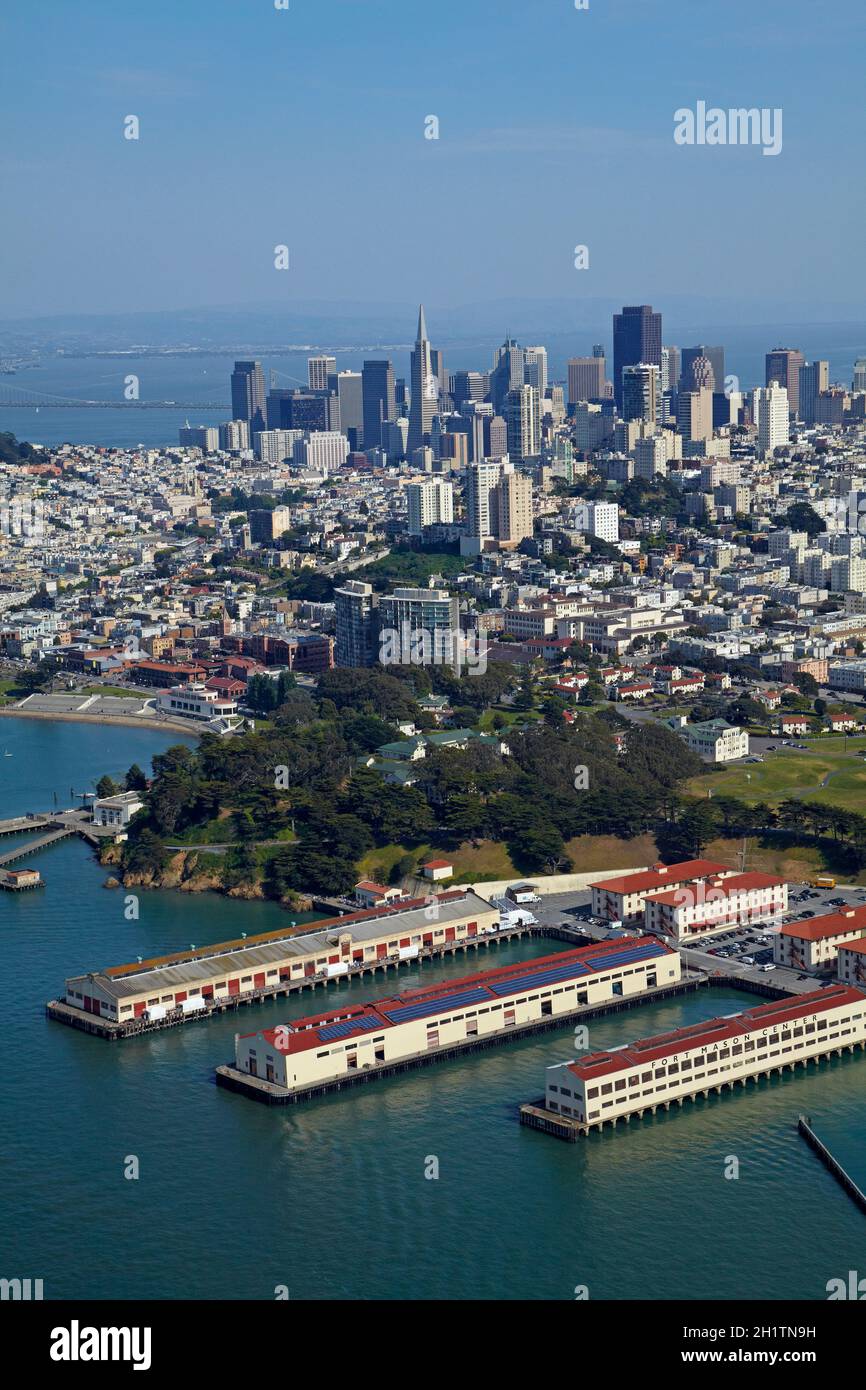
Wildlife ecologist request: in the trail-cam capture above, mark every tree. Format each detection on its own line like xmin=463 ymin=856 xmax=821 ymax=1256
xmin=125 ymin=764 xmax=148 ymax=792
xmin=784 ymin=502 xmax=826 ymax=538
xmin=95 ymin=774 xmax=119 ymax=799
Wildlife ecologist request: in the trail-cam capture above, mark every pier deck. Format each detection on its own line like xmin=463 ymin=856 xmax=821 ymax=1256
xmin=214 ymin=976 xmax=703 ymax=1105
xmin=797 ymin=1114 xmax=866 ymax=1215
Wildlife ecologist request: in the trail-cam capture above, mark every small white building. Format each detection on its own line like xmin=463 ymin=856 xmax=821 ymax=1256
xmin=682 ymin=719 xmax=749 ymax=763
xmin=155 ymin=682 xmax=238 ymax=722
xmin=92 ymin=791 xmax=145 ymax=829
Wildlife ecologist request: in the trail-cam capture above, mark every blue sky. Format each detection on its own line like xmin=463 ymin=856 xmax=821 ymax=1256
xmin=2 ymin=0 xmax=865 ymax=319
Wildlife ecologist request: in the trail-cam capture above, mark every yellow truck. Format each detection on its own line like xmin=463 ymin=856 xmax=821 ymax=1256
xmin=810 ymin=875 xmax=837 ymax=889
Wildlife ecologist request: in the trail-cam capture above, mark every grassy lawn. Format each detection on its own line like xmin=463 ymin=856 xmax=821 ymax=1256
xmin=687 ymin=746 xmax=866 ymax=812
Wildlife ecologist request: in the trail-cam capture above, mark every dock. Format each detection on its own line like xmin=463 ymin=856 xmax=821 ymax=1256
xmin=797 ymin=1114 xmax=866 ymax=1215
xmin=214 ymin=976 xmax=703 ymax=1105
xmin=0 ymin=866 xmax=43 ymax=891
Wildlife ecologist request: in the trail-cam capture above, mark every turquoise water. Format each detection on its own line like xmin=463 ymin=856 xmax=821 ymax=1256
xmin=3 ymin=717 xmax=866 ymax=1300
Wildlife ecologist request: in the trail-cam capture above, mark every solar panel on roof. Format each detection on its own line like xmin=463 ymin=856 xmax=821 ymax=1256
xmin=488 ymin=942 xmax=666 ymax=997
xmin=382 ymin=986 xmax=491 ymax=1025
xmin=318 ymin=1014 xmax=383 ymax=1043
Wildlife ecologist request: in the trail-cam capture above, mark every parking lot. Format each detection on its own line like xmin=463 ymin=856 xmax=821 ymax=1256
xmin=508 ymin=881 xmax=866 ymax=995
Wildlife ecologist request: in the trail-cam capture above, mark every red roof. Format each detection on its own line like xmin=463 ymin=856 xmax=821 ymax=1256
xmin=567 ymin=984 xmax=866 ymax=1080
xmin=245 ymin=937 xmax=678 ymax=1055
xmin=423 ymin=859 xmax=453 ymax=870
xmin=646 ymin=871 xmax=785 ymax=907
xmin=782 ymin=905 xmax=866 ymax=942
xmin=593 ymin=860 xmax=731 ymax=898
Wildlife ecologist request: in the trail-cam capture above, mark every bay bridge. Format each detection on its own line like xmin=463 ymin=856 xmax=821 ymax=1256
xmin=0 ymin=383 xmax=229 ymax=410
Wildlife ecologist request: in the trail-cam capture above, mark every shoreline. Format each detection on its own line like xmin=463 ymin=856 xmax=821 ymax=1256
xmin=0 ymin=706 xmax=200 ymax=737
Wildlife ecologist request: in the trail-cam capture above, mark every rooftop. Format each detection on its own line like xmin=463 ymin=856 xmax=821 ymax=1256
xmin=567 ymin=984 xmax=865 ymax=1080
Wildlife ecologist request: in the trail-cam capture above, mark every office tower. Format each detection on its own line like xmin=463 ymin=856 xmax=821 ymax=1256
xmin=265 ymin=389 xmax=293 ymax=430
xmin=677 ymin=387 xmax=714 ymax=445
xmin=494 ymin=470 xmax=533 ymax=545
xmin=524 ymin=346 xmax=548 ymax=396
xmin=661 ymin=346 xmax=680 ymax=393
xmin=249 ymin=507 xmax=292 ymax=544
xmin=854 ymin=359 xmax=866 ymax=393
xmin=330 ymin=370 xmax=364 ymax=449
xmin=490 ymin=337 xmax=525 ymax=410
xmin=254 ymin=429 xmax=303 ymax=463
xmin=504 ymin=385 xmax=540 ymax=460
xmin=395 ymin=378 xmax=408 ymax=411
xmin=765 ymin=348 xmax=804 ymax=418
xmin=438 ymin=431 xmax=468 ymax=468
xmin=218 ymin=419 xmax=250 ymax=451
xmin=377 ymin=587 xmax=460 ymax=664
xmin=230 ymin=360 xmax=267 ymax=437
xmin=308 ymin=355 xmax=336 ymax=391
xmin=567 ymin=356 xmax=606 ymax=404
xmin=406 ymin=478 xmax=454 ymax=535
xmin=489 ymin=415 xmax=508 ymax=460
xmin=612 ymin=305 xmax=662 ymax=411
xmin=293 ymin=432 xmax=350 ymax=474
xmin=383 ymin=418 xmax=409 ymax=459
xmin=680 ymin=345 xmax=725 ymax=394
xmin=408 ymin=305 xmax=436 ymax=454
xmin=462 ymin=400 xmax=492 ymax=463
xmin=362 ymin=359 xmax=396 ymax=451
xmin=681 ymin=353 xmax=716 ymax=393
xmin=800 ymin=361 xmax=830 ymax=425
xmin=451 ymin=370 xmax=488 ymax=406
xmin=816 ymin=389 xmax=846 ymax=427
xmin=430 ymin=347 xmax=447 ymax=395
xmin=574 ymin=501 xmax=619 ymax=543
xmin=622 ymin=363 xmax=658 ymax=424
xmin=592 ymin=344 xmax=605 ymax=359
xmin=334 ymin=580 xmax=378 ymax=668
xmin=465 ymin=461 xmax=502 ymax=543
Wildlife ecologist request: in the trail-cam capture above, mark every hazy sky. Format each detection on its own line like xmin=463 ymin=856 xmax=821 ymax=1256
xmin=2 ymin=0 xmax=865 ymax=320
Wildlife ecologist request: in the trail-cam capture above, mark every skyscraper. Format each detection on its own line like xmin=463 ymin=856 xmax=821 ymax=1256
xmin=490 ymin=337 xmax=525 ymax=411
xmin=765 ymin=349 xmax=804 ymax=418
xmin=661 ymin=346 xmax=680 ymax=393
xmin=308 ymin=355 xmax=336 ymax=391
xmin=567 ymin=357 xmax=606 ymax=404
xmin=854 ymin=359 xmax=866 ymax=393
xmin=230 ymin=360 xmax=267 ymax=437
xmin=800 ymin=361 xmax=830 ymax=425
xmin=622 ymin=363 xmax=659 ymax=424
xmin=465 ymin=461 xmax=502 ymax=545
xmin=524 ymin=346 xmax=548 ymax=396
xmin=504 ymin=385 xmax=540 ymax=460
xmin=334 ymin=580 xmax=378 ymax=668
xmin=408 ymin=305 xmax=435 ymax=454
xmin=754 ymin=383 xmax=790 ymax=453
xmin=362 ymin=359 xmax=396 ymax=451
xmin=330 ymin=370 xmax=364 ymax=449
xmin=681 ymin=346 xmax=724 ymax=394
xmin=495 ymin=469 xmax=533 ymax=546
xmin=612 ymin=306 xmax=662 ymax=411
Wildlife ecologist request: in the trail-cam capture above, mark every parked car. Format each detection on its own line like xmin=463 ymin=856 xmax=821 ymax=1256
xmin=760 ymin=963 xmax=776 ymax=972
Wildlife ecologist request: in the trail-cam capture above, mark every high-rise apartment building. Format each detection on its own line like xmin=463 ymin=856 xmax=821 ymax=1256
xmin=334 ymin=580 xmax=378 ymax=668
xmin=406 ymin=478 xmax=455 ymax=535
xmin=677 ymin=387 xmax=714 ymax=445
xmin=465 ymin=461 xmax=503 ymax=543
xmin=495 ymin=469 xmax=533 ymax=546
xmin=622 ymin=363 xmax=658 ymax=424
xmin=505 ymin=384 xmax=540 ymax=460
xmin=753 ymin=383 xmax=790 ymax=453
